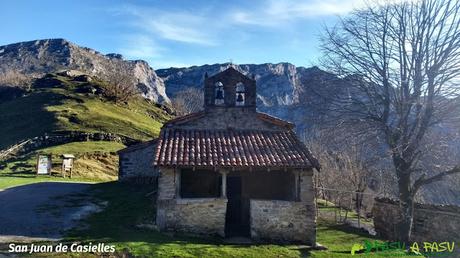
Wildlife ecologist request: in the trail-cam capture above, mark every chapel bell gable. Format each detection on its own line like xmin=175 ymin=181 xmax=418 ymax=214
xmin=204 ymin=67 xmax=256 ymax=111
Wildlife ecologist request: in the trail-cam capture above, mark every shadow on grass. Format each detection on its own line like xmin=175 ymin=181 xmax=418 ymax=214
xmin=0 ymin=91 xmax=70 ymax=149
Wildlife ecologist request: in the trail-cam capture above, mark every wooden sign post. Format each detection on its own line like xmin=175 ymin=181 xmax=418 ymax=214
xmin=36 ymin=154 xmax=52 ymax=175
xmin=61 ymin=154 xmax=75 ymax=178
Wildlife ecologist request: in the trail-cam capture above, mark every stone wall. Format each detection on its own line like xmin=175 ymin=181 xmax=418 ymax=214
xmin=1 ymin=131 xmax=139 ymax=161
xmin=299 ymin=170 xmax=314 ymax=203
xmin=250 ymin=200 xmax=316 ymax=244
xmin=157 ymin=168 xmax=176 ymax=199
xmin=156 ymin=168 xmax=317 ymax=243
xmin=156 ymin=168 xmax=227 ymax=236
xmin=118 ymin=142 xmax=157 ymax=182
xmin=173 ymin=108 xmax=284 ymax=131
xmin=204 ymin=67 xmax=256 ymax=110
xmin=156 ymin=198 xmax=228 ymax=237
xmin=373 ymin=197 xmax=460 ymax=243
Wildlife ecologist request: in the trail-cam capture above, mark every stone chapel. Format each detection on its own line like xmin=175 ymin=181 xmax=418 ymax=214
xmin=118 ymin=67 xmax=320 ymax=244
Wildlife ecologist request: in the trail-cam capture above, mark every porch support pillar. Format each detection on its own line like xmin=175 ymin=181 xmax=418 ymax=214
xmin=294 ymin=170 xmax=300 ymax=201
xmin=175 ymin=168 xmax=181 ymax=198
xmin=220 ymin=169 xmax=228 ymax=198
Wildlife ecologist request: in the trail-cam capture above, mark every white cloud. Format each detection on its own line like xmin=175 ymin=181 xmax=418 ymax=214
xmin=118 ymin=35 xmax=163 ymax=59
xmin=230 ymin=0 xmax=366 ymax=26
xmin=116 ymin=34 xmax=194 ymax=68
xmin=110 ymin=0 xmax=417 ymax=66
xmin=118 ymin=6 xmax=218 ymax=46
xmin=230 ymin=0 xmax=416 ymax=27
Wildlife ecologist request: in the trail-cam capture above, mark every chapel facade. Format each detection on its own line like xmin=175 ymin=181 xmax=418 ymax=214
xmin=119 ymin=67 xmax=319 ymax=244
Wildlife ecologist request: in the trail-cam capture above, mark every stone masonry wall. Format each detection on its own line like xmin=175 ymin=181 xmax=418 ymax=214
xmin=299 ymin=169 xmax=314 ymax=203
xmin=250 ymin=200 xmax=316 ymax=244
xmin=119 ymin=143 xmax=157 ymax=181
xmin=373 ymin=198 xmax=460 ymax=243
xmin=2 ymin=131 xmax=138 ymax=161
xmin=156 ymin=198 xmax=227 ymax=237
xmin=157 ymin=168 xmax=176 ymax=199
xmin=173 ymin=108 xmax=284 ymax=131
xmin=156 ymin=169 xmax=317 ymax=241
xmin=156 ymin=168 xmax=227 ymax=236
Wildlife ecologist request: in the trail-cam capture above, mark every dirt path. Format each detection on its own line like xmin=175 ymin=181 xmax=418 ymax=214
xmin=0 ymin=182 xmax=97 ymax=244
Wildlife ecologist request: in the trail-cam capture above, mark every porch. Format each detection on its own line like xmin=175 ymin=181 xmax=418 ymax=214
xmin=155 ymin=167 xmax=316 ymax=244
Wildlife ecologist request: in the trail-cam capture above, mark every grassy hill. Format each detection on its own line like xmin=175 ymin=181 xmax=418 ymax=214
xmin=0 ymin=73 xmax=171 ymax=188
xmin=0 ymin=73 xmax=170 ymax=149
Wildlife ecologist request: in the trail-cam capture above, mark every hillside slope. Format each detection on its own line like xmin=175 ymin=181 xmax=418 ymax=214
xmin=0 ymin=73 xmax=170 ymax=149
xmin=0 ymin=72 xmax=171 ymax=188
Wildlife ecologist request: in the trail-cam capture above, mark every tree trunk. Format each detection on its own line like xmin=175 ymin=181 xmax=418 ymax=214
xmin=397 ymin=170 xmax=415 ymax=244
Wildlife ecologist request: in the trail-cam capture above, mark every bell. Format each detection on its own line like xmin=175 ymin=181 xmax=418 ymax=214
xmin=236 ymin=93 xmax=244 ymax=102
xmin=216 ymin=89 xmax=224 ymax=99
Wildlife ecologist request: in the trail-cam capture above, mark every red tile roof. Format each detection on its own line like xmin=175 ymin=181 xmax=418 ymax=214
xmin=154 ymin=128 xmax=319 ymax=170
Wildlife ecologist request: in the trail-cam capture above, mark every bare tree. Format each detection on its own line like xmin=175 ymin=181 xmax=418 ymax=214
xmin=0 ymin=70 xmax=32 ymax=89
xmin=320 ymin=0 xmax=460 ymax=243
xmin=101 ymin=65 xmax=139 ymax=103
xmin=307 ymin=127 xmax=375 ymax=222
xmin=171 ymin=87 xmax=204 ymax=115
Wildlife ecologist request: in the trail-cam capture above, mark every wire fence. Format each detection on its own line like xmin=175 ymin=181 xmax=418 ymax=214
xmin=314 ymin=186 xmax=378 ymax=228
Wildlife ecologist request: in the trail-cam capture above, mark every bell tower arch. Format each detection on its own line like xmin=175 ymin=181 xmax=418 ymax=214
xmin=203 ymin=67 xmax=256 ymax=111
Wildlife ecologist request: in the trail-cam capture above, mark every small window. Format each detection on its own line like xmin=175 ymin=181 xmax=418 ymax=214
xmin=180 ymin=169 xmax=221 ymax=198
xmin=215 ymin=81 xmax=224 ymax=105
xmin=235 ymin=82 xmax=245 ymax=106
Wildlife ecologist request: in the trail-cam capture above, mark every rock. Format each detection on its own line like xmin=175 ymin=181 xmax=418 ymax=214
xmin=313 ymin=242 xmax=328 ymax=250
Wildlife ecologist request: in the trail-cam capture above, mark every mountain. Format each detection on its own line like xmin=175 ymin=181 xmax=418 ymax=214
xmin=0 ymin=39 xmax=169 ymax=104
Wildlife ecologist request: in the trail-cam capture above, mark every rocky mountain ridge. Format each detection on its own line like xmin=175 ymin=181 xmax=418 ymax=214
xmin=0 ymin=39 xmax=169 ymax=103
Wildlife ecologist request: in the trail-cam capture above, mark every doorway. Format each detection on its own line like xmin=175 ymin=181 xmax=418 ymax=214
xmin=225 ymin=175 xmax=249 ymax=237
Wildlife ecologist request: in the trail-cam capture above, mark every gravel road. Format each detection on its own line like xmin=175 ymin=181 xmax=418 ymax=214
xmin=0 ymin=182 xmax=96 ymax=243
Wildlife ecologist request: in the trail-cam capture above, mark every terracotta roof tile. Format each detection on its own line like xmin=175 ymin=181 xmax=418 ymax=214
xmin=154 ymin=128 xmax=319 ymax=170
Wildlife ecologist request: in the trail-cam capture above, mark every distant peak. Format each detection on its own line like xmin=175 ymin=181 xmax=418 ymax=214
xmin=0 ymin=38 xmax=73 ymax=48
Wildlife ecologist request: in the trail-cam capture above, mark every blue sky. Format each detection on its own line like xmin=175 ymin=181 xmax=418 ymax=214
xmin=1 ymin=0 xmax=368 ymax=69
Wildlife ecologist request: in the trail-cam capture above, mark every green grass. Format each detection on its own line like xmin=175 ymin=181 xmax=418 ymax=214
xmin=0 ymin=141 xmax=125 ymax=189
xmin=316 ymin=200 xmax=374 ymax=226
xmin=38 ymin=141 xmax=125 ymax=154
xmin=47 ymin=96 xmax=167 ymax=140
xmin=62 ymin=182 xmax=415 ymax=258
xmin=0 ymin=74 xmax=170 ymax=149
xmin=66 ymin=182 xmax=303 ymax=258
